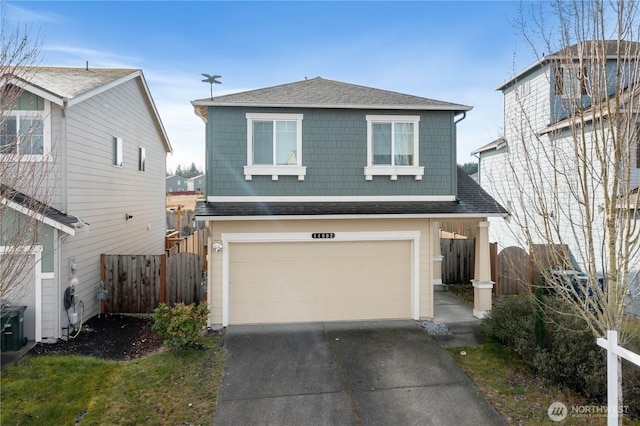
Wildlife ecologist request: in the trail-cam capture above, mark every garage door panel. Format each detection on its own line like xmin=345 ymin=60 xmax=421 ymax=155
xmin=229 ymin=240 xmax=412 ymax=324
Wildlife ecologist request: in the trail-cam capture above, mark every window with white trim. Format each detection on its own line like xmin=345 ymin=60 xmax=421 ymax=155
xmin=113 ymin=136 xmax=123 ymax=167
xmin=365 ymin=115 xmax=424 ymax=180
xmin=244 ymin=113 xmax=306 ymax=181
xmin=0 ymin=92 xmax=50 ymax=159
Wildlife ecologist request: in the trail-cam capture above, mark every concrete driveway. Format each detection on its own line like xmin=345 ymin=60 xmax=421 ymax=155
xmin=213 ymin=321 xmax=504 ymax=426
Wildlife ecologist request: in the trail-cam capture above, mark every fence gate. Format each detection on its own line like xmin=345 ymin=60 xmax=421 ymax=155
xmin=440 ymin=238 xmax=475 ymax=284
xmin=165 ymin=253 xmax=204 ymax=305
xmin=497 ymin=246 xmax=531 ymax=295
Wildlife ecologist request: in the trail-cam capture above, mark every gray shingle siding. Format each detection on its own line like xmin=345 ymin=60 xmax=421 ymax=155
xmin=206 ymin=107 xmax=455 ymax=197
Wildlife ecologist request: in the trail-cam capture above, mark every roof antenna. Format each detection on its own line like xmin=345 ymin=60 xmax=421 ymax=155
xmin=201 ymin=73 xmax=222 ymax=99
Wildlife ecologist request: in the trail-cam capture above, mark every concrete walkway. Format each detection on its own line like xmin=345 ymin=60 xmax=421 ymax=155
xmin=214 ymin=320 xmax=504 ymax=426
xmin=431 ymin=285 xmax=484 ymax=347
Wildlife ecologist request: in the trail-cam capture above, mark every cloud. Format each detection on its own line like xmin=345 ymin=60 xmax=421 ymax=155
xmin=4 ymin=3 xmax=64 ymax=24
xmin=44 ymin=44 xmax=140 ymax=68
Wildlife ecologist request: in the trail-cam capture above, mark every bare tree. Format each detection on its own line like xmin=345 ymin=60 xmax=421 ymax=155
xmin=483 ymin=1 xmax=640 ymax=419
xmin=0 ymin=9 xmax=52 ymax=305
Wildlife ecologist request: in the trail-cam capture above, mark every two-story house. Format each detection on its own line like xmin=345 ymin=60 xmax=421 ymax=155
xmin=192 ymin=77 xmax=506 ymax=328
xmin=187 ymin=174 xmax=205 ymax=194
xmin=474 ymin=40 xmax=640 ymax=280
xmin=1 ymin=67 xmax=172 ymax=344
xmin=166 ymin=174 xmax=187 ymax=193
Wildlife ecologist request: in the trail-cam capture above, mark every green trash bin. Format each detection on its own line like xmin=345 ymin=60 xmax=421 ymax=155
xmin=1 ymin=306 xmax=27 ymax=352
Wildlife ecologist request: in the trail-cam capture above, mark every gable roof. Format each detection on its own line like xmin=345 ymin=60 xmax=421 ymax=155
xmin=471 ymin=137 xmax=507 ymax=155
xmin=192 ymin=77 xmax=472 ymax=120
xmin=194 ymin=167 xmax=507 ymax=220
xmin=3 ymin=66 xmax=172 ymax=153
xmin=0 ymin=184 xmax=87 ymax=236
xmin=496 ymin=40 xmax=640 ymax=91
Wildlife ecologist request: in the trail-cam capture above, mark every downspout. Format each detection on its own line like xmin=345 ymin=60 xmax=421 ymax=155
xmin=61 ymin=98 xmax=68 ymax=213
xmin=59 ymin=99 xmax=68 ymax=339
xmin=55 ymin=229 xmax=62 ymax=339
xmin=453 ymin=112 xmax=467 ymax=195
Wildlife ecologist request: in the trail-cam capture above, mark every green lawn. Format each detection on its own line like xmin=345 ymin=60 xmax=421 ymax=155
xmin=1 ymin=336 xmax=225 ymax=425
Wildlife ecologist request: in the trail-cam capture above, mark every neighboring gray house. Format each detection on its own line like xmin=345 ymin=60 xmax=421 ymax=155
xmin=166 ymin=174 xmax=187 ymax=193
xmin=192 ymin=77 xmax=507 ymax=328
xmin=1 ymin=67 xmax=172 ymax=343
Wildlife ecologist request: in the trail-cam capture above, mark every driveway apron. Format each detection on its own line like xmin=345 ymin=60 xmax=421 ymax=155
xmin=213 ymin=321 xmax=504 ymax=426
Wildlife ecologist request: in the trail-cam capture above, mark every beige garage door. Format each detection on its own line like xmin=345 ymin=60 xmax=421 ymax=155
xmin=228 ymin=240 xmax=412 ymax=324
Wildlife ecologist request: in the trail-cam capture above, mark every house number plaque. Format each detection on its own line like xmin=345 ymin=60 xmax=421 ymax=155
xmin=312 ymin=233 xmax=335 ymax=239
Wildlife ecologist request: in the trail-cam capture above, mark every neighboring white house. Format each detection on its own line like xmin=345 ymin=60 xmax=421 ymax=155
xmin=187 ymin=174 xmax=205 ymax=193
xmin=1 ymin=67 xmax=172 ymax=343
xmin=474 ymin=41 xmax=640 ymax=281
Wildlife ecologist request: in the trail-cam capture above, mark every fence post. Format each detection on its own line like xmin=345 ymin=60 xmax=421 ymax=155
xmin=490 ymin=243 xmax=498 ymax=295
xmin=100 ymin=254 xmax=106 ymax=314
xmin=160 ymin=254 xmax=167 ymax=304
xmin=597 ymin=329 xmax=640 ymax=425
xmin=598 ymin=330 xmax=620 ymax=426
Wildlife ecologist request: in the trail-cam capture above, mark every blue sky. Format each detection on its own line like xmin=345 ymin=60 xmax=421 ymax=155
xmin=4 ymin=1 xmax=543 ymax=172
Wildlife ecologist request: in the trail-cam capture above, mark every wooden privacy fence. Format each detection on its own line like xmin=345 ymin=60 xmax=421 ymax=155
xmin=101 ymin=252 xmax=205 ymax=314
xmin=166 ymin=228 xmax=207 ymax=259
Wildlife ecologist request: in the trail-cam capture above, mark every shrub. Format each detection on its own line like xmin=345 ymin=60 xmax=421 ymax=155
xmin=481 ymin=295 xmax=537 ymax=359
xmin=482 ymin=294 xmax=640 ymax=419
xmin=152 ymin=303 xmax=209 ymax=349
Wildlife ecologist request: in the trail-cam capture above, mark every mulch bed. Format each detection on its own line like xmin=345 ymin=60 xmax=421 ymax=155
xmin=28 ymin=314 xmax=165 ymax=361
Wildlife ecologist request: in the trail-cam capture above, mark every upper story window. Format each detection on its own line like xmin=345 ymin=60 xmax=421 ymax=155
xmin=515 ymin=80 xmax=531 ymax=98
xmin=365 ymin=115 xmax=424 ymax=181
xmin=0 ymin=91 xmax=50 ymax=160
xmin=113 ymin=136 xmax=123 ymax=167
xmin=244 ymin=113 xmax=306 ymax=181
xmin=555 ymin=65 xmax=588 ymax=98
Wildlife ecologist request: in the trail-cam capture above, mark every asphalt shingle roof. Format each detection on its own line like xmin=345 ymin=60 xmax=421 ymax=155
xmin=194 ymin=168 xmax=507 ymax=219
xmin=5 ymin=67 xmax=138 ymax=100
xmin=192 ymin=77 xmax=472 ymax=112
xmin=1 ymin=184 xmax=85 ymax=233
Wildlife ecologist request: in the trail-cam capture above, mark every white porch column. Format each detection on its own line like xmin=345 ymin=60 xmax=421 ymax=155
xmin=432 ymin=221 xmax=443 ymax=287
xmin=472 ymin=221 xmax=494 ymax=318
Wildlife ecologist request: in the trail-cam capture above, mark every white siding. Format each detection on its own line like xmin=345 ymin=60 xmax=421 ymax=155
xmin=56 ymin=77 xmax=168 ymax=328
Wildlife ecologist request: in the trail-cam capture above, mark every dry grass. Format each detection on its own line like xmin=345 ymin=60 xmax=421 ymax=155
xmin=447 ymin=343 xmax=640 ymax=425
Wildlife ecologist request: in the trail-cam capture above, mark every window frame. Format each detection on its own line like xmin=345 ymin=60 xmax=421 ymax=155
xmin=244 ymin=113 xmax=306 ymax=181
xmin=365 ymin=115 xmax=424 ymax=181
xmin=138 ymin=146 xmax=146 ymax=172
xmin=555 ymin=65 xmax=588 ymax=98
xmin=0 ymin=104 xmax=51 ymax=161
xmin=112 ymin=136 xmax=123 ymax=167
